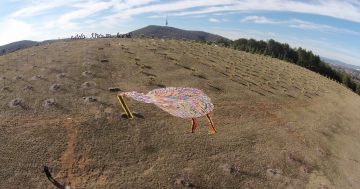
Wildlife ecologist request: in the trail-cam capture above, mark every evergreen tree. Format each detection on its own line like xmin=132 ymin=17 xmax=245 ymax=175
xmin=226 ymin=37 xmax=359 ymax=95
xmin=356 ymin=84 xmax=360 ymax=95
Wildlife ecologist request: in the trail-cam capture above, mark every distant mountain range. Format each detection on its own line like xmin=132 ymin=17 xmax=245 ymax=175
xmin=131 ymin=25 xmax=230 ymax=42
xmin=321 ymin=57 xmax=360 ymax=71
xmin=321 ymin=57 xmax=360 ymax=83
xmin=0 ymin=40 xmax=39 ymax=55
xmin=0 ymin=39 xmax=59 ymax=56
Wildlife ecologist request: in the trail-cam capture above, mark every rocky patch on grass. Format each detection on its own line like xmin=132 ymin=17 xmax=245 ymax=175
xmin=9 ymin=98 xmax=24 ymax=108
xmin=82 ymin=71 xmax=95 ymax=78
xmin=220 ymin=163 xmax=237 ymax=175
xmin=81 ymin=81 xmax=96 ymax=89
xmin=266 ymin=169 xmax=284 ymax=181
xmin=24 ymin=85 xmax=33 ymax=91
xmin=43 ymin=98 xmax=56 ymax=108
xmin=49 ymin=84 xmax=61 ymax=91
xmin=31 ymin=75 xmax=44 ymax=80
xmin=83 ymin=96 xmax=97 ymax=103
xmin=56 ymin=73 xmax=66 ymax=79
xmin=175 ymin=177 xmax=195 ymax=188
xmin=1 ymin=86 xmax=10 ymax=92
xmin=13 ymin=75 xmax=23 ymax=80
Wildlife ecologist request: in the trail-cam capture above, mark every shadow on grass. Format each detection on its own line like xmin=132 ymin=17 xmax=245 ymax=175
xmin=121 ymin=112 xmax=145 ymax=119
xmin=43 ymin=166 xmax=65 ymax=189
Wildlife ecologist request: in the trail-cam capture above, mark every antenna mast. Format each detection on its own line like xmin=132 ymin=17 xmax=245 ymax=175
xmin=165 ymin=14 xmax=168 ymax=26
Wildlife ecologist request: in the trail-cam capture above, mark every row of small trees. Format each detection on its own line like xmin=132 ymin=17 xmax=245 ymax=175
xmin=214 ymin=38 xmax=360 ymax=95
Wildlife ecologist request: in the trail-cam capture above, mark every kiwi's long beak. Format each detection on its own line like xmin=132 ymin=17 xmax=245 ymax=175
xmin=117 ymin=95 xmax=134 ymax=119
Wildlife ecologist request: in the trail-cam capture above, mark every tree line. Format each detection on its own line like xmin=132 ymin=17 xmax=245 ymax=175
xmin=213 ymin=38 xmax=360 ymax=95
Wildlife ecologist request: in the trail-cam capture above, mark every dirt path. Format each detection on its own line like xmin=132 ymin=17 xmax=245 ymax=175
xmin=59 ymin=118 xmax=78 ymax=188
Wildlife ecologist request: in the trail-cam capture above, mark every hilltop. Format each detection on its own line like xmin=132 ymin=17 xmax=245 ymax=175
xmin=131 ymin=25 xmax=230 ymax=42
xmin=0 ymin=25 xmax=229 ymax=56
xmin=0 ymin=40 xmax=40 ymax=55
xmin=0 ymin=39 xmax=61 ymax=56
xmin=1 ymin=38 xmax=360 ymax=188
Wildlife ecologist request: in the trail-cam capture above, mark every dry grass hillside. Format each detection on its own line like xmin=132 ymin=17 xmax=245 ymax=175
xmin=1 ymin=38 xmax=360 ymax=189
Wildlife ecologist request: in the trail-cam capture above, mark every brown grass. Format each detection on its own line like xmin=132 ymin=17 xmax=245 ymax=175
xmin=0 ymin=38 xmax=360 ymax=188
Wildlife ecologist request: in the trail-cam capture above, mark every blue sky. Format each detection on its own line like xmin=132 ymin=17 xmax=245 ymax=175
xmin=0 ymin=0 xmax=359 ymax=66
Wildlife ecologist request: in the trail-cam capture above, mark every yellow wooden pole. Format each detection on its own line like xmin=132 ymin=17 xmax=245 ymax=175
xmin=117 ymin=95 xmax=134 ymax=119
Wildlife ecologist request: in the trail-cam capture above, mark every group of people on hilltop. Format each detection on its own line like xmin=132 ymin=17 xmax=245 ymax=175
xmin=70 ymin=32 xmax=132 ymax=40
xmin=70 ymin=33 xmax=86 ymax=39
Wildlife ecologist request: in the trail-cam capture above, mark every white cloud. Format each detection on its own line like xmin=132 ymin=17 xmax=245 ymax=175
xmin=288 ymin=19 xmax=360 ymax=35
xmin=209 ymin=18 xmax=220 ymax=23
xmin=8 ymin=0 xmax=360 ymax=24
xmin=10 ymin=0 xmax=80 ymax=18
xmin=0 ymin=19 xmax=35 ymax=44
xmin=241 ymin=16 xmax=278 ymax=24
xmin=208 ymin=17 xmax=229 ymax=23
xmin=165 ymin=0 xmax=360 ymax=23
xmin=57 ymin=1 xmax=113 ymax=30
xmin=105 ymin=0 xmax=237 ymax=20
xmin=241 ymin=16 xmax=360 ymax=36
xmin=211 ymin=27 xmax=276 ymax=41
xmin=123 ymin=0 xmax=159 ymax=7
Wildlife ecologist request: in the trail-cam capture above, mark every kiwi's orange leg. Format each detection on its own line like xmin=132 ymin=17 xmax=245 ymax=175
xmin=206 ymin=114 xmax=217 ymax=133
xmin=191 ymin=118 xmax=197 ymax=133
xmin=117 ymin=95 xmax=134 ymax=119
